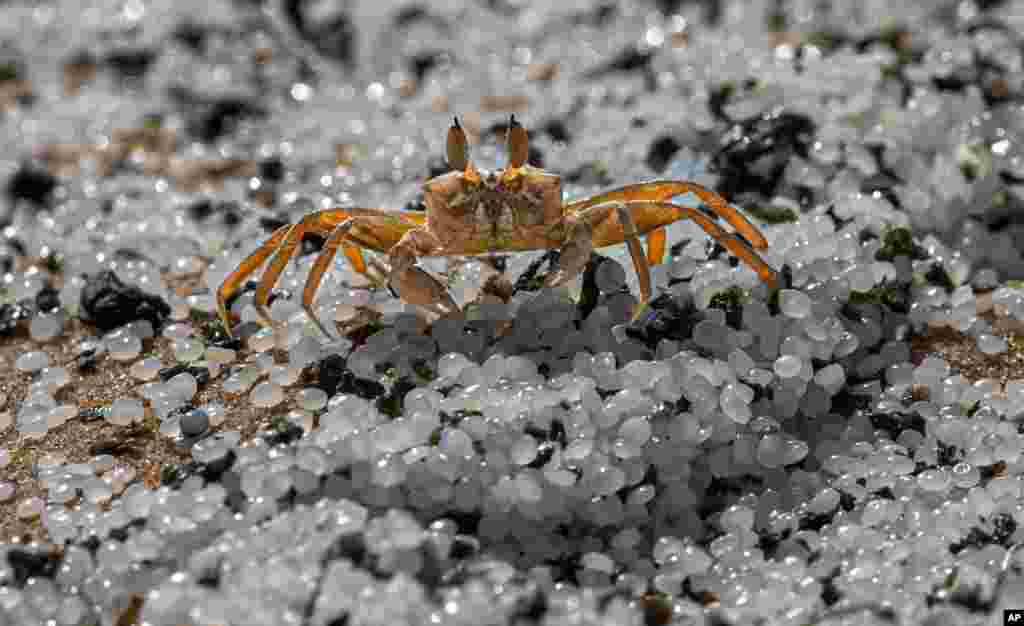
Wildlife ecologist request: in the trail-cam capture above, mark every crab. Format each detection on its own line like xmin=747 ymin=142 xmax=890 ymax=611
xmin=216 ymin=116 xmax=778 ymax=338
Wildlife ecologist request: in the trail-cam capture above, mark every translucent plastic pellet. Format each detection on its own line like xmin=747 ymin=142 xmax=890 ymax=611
xmin=515 ymin=473 xmax=543 ymax=502
xmin=439 ymin=428 xmax=474 ymax=458
xmin=129 ymin=357 xmax=163 ymax=380
xmin=917 ymin=467 xmax=951 ymax=491
xmin=16 ymin=351 xmax=51 ymax=373
xmin=107 ymin=334 xmax=142 ymax=361
xmin=951 ymin=462 xmax=980 ymax=488
xmin=590 ymin=465 xmax=626 ymax=496
xmin=203 ymin=403 xmax=227 ymax=426
xmin=39 ymin=367 xmax=71 ymax=392
xmin=595 ymin=260 xmax=627 ymax=293
xmin=173 ymin=338 xmax=205 ymax=362
xmin=270 ymin=364 xmax=302 ymax=387
xmin=289 ymin=336 xmax=322 ymax=368
xmin=30 ymin=313 xmax=64 ymax=341
xmin=719 ymin=507 xmax=754 ymax=535
xmin=92 ymin=454 xmax=116 ymax=473
xmin=162 ymin=322 xmax=194 ymax=340
xmin=250 ymin=382 xmax=284 ymax=408
xmin=581 ymin=552 xmax=615 ymax=573
xmin=0 ymin=481 xmax=15 ymax=502
xmin=16 ymin=496 xmax=44 ymax=520
xmin=438 ymin=352 xmax=473 ymax=379
xmin=977 ymin=334 xmax=1007 ymax=355
xmin=167 ymin=372 xmax=198 ymax=401
xmin=248 ymin=327 xmax=276 ymax=353
xmin=728 ymin=348 xmax=755 ymax=378
xmin=180 ymin=409 xmax=210 ymax=437
xmin=109 ymin=398 xmax=144 ymax=426
xmin=861 ymin=499 xmax=888 ymax=526
xmin=619 ymin=416 xmax=652 ymax=447
xmin=298 ymin=387 xmax=329 ymax=412
xmin=510 ymin=435 xmax=539 ymax=465
xmin=205 ymin=346 xmax=237 ymax=365
xmin=781 ymin=439 xmax=809 ymax=465
xmin=48 ymin=405 xmax=77 ymax=428
xmin=773 ymin=355 xmax=802 ymax=378
xmin=779 ymin=289 xmax=812 ymax=318
xmin=756 ymin=434 xmax=786 ymax=468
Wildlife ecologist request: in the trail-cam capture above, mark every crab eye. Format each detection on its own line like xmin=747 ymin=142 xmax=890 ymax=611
xmin=447 ymin=116 xmax=469 ymax=171
xmin=506 ymin=114 xmax=528 ymax=169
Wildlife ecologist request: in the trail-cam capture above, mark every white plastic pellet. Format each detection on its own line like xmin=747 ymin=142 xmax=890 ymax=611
xmin=250 ymin=382 xmax=284 ymax=408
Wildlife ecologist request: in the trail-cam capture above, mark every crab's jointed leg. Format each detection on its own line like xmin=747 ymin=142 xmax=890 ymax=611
xmin=387 ymin=227 xmax=459 ymax=318
xmin=546 ymin=201 xmax=653 ymax=315
xmin=303 ymin=219 xmax=358 ymax=338
xmin=588 ymin=200 xmax=779 ymax=290
xmin=566 ymin=180 xmax=770 ymax=264
xmin=215 ymin=207 xmax=423 ymax=337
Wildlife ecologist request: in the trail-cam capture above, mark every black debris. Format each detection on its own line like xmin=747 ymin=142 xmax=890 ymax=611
xmin=645 ymin=135 xmax=682 ymax=173
xmin=6 ymin=548 xmax=61 ymax=587
xmin=79 ymin=270 xmax=171 ymax=332
xmin=315 ymin=354 xmax=386 ymax=400
xmin=6 ymin=163 xmax=57 ymax=208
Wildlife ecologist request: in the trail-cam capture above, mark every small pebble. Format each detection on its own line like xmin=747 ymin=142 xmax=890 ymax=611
xmin=16 ymin=496 xmax=44 ymax=520
xmin=0 ymin=481 xmax=15 ymax=502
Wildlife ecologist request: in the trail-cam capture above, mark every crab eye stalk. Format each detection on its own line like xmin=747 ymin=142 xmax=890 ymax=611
xmin=506 ymin=114 xmax=528 ymax=170
xmin=447 ymin=116 xmax=469 ymax=171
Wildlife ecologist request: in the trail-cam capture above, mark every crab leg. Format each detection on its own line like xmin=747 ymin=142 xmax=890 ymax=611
xmin=645 ymin=226 xmax=667 ymax=265
xmin=546 ymin=201 xmax=652 ymax=315
xmin=215 ymin=207 xmax=423 ymax=336
xmin=387 ymin=227 xmax=459 ymax=318
xmin=301 ymin=213 xmax=424 ymax=337
xmin=565 ymin=180 xmax=769 ymax=262
xmin=303 ymin=219 xmax=357 ymax=338
xmin=589 ymin=201 xmax=779 ymax=289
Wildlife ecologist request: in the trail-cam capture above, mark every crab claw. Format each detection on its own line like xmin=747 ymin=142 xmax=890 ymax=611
xmin=544 ymin=219 xmax=593 ymax=290
xmin=390 ymin=265 xmax=460 ymax=317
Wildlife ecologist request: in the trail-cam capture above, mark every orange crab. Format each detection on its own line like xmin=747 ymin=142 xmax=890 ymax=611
xmin=216 ymin=116 xmax=778 ymax=338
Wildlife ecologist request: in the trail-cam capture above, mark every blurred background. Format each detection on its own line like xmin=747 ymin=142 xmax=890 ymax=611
xmin=1 ymin=0 xmax=1024 ymax=307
